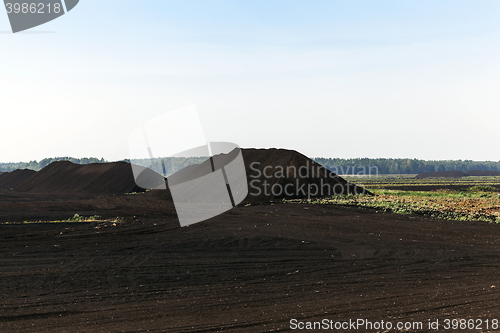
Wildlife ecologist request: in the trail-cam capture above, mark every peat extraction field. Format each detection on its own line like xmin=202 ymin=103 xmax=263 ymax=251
xmin=2 ymin=156 xmax=500 ymax=332
xmin=328 ymin=175 xmax=500 ymax=223
xmin=4 ymin=1 xmax=500 ymax=332
xmin=345 ymin=174 xmax=500 ymax=192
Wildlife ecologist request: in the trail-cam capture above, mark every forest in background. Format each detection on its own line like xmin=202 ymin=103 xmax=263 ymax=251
xmin=0 ymin=157 xmax=208 ymax=176
xmin=0 ymin=157 xmax=106 ymax=172
xmin=1 ymin=157 xmax=500 ymax=176
xmin=314 ymin=158 xmax=500 ymax=175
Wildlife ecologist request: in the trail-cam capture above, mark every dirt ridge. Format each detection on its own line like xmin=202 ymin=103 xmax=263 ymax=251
xmin=14 ymin=161 xmax=144 ymax=195
xmin=7 ymin=149 xmax=367 ymax=201
xmin=0 ymin=169 xmax=37 ymax=190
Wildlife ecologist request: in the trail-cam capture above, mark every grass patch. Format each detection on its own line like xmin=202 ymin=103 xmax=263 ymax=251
xmin=285 ymin=186 xmax=500 ymax=223
xmin=1 ymin=215 xmax=125 ymax=225
xmin=345 ymin=175 xmax=500 ymax=190
xmin=66 ymin=214 xmax=103 ymax=222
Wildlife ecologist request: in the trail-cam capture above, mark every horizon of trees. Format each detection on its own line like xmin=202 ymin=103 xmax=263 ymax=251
xmin=1 ymin=156 xmax=500 ymax=176
xmin=0 ymin=156 xmax=209 ymax=176
xmin=127 ymin=157 xmax=209 ymax=176
xmin=0 ymin=157 xmax=107 ymax=172
xmin=313 ymin=157 xmax=500 ymax=175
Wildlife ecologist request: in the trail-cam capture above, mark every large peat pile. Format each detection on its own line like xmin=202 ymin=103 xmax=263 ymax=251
xmin=14 ymin=161 xmax=146 ymax=195
xmin=166 ymin=148 xmax=367 ymax=204
xmin=239 ymin=148 xmax=366 ymax=202
xmin=5 ymin=149 xmax=367 ymax=201
xmin=0 ymin=169 xmax=36 ymax=190
xmin=241 ymin=148 xmax=366 ymax=203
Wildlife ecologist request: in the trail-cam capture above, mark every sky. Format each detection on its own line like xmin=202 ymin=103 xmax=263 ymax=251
xmin=1 ymin=0 xmax=499 ymax=162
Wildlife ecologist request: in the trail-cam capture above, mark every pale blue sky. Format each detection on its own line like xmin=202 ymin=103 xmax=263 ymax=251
xmin=1 ymin=0 xmax=499 ymax=162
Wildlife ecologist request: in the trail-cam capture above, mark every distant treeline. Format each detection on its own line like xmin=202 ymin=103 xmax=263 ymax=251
xmin=0 ymin=157 xmax=107 ymax=172
xmin=0 ymin=156 xmax=208 ymax=176
xmin=127 ymin=157 xmax=208 ymax=176
xmin=3 ymin=156 xmax=500 ymax=176
xmin=313 ymin=158 xmax=500 ymax=175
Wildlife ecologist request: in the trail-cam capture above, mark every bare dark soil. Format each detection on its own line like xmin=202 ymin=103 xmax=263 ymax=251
xmin=2 ymin=191 xmax=500 ymax=332
xmin=13 ymin=161 xmax=144 ymax=195
xmin=0 ymin=169 xmax=37 ymax=190
xmin=466 ymin=170 xmax=500 ymax=177
xmin=1 ymin=151 xmax=499 ymax=332
xmin=0 ymin=148 xmax=365 ymax=199
xmin=415 ymin=171 xmax=467 ymax=179
xmin=416 ymin=170 xmax=500 ymax=179
xmin=378 ymin=184 xmax=500 ymax=192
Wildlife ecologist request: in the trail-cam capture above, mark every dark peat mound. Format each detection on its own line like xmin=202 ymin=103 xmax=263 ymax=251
xmin=465 ymin=170 xmax=500 ymax=176
xmin=14 ymin=161 xmax=148 ymax=195
xmin=6 ymin=148 xmax=367 ymax=200
xmin=243 ymin=148 xmax=367 ymax=202
xmin=166 ymin=148 xmax=367 ymax=205
xmin=0 ymin=169 xmax=36 ymax=190
xmin=415 ymin=171 xmax=467 ymax=179
xmin=242 ymin=148 xmax=366 ymax=202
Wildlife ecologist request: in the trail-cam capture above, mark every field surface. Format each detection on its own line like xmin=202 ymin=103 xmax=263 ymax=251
xmin=2 ymin=188 xmax=500 ymax=332
xmin=345 ymin=175 xmax=500 ymax=192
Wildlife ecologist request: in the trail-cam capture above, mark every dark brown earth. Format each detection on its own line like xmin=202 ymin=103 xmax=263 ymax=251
xmin=0 ymin=169 xmax=37 ymax=190
xmin=416 ymin=170 xmax=500 ymax=179
xmin=2 ymin=192 xmax=500 ymax=332
xmin=378 ymin=184 xmax=500 ymax=192
xmin=13 ymin=161 xmax=145 ymax=195
xmin=415 ymin=171 xmax=467 ymax=179
xmin=241 ymin=149 xmax=366 ymax=202
xmin=466 ymin=170 xmax=500 ymax=177
xmin=3 ymin=148 xmax=365 ymax=199
xmin=2 ymin=151 xmax=500 ymax=332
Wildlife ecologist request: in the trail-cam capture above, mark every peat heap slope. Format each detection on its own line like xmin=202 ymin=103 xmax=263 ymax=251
xmin=0 ymin=169 xmax=36 ymax=190
xmin=166 ymin=148 xmax=367 ymax=205
xmin=242 ymin=148 xmax=367 ymax=203
xmin=465 ymin=170 xmax=500 ymax=176
xmin=415 ymin=171 xmax=467 ymax=179
xmin=14 ymin=161 xmax=150 ymax=195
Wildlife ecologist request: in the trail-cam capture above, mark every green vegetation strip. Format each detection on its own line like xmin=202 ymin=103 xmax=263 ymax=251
xmin=314 ymin=157 xmax=500 ymax=175
xmin=285 ymin=187 xmax=500 ymax=223
xmin=1 ymin=214 xmax=124 ymax=225
xmin=344 ymin=175 xmax=500 ymax=189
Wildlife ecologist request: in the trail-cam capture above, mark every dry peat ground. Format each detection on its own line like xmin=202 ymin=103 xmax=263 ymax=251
xmin=2 ymin=156 xmax=500 ymax=332
xmin=334 ymin=176 xmax=500 ymax=223
xmin=2 ymin=191 xmax=500 ymax=332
